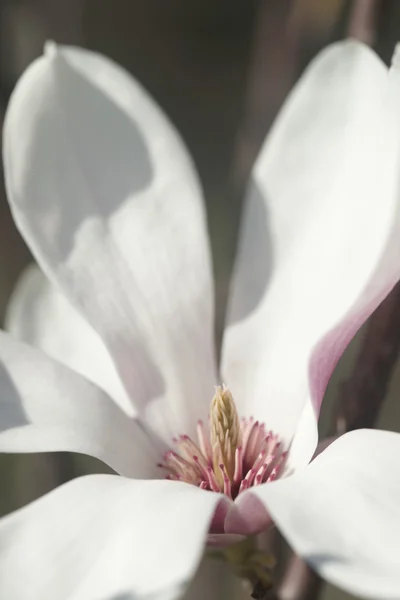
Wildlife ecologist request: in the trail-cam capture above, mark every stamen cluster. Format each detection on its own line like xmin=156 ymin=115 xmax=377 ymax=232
xmin=158 ymin=386 xmax=287 ymax=499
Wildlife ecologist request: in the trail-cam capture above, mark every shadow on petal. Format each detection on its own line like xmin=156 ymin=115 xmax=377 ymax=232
xmin=228 ymin=178 xmax=274 ymax=325
xmin=29 ymin=51 xmax=153 ymax=261
xmin=0 ymin=361 xmax=28 ymax=433
xmin=303 ymin=552 xmax=347 ymax=569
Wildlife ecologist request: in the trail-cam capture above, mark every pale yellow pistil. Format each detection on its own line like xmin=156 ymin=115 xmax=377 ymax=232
xmin=210 ymin=385 xmax=241 ymax=485
xmin=160 ymin=385 xmax=286 ymax=500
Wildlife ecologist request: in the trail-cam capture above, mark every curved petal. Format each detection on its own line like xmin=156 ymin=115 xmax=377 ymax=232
xmin=5 ymin=263 xmax=132 ymax=413
xmin=3 ymin=42 xmax=217 ymax=443
xmin=222 ymin=41 xmax=400 ymax=465
xmin=243 ymin=429 xmax=400 ymax=599
xmin=0 ymin=474 xmax=222 ymax=599
xmin=0 ymin=330 xmax=157 ymax=478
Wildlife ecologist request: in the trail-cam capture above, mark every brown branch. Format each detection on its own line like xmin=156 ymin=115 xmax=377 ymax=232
xmin=232 ymin=0 xmax=302 ymax=187
xmin=335 ymin=281 xmax=400 ymax=434
xmin=252 ymin=581 xmax=279 ymax=600
xmin=278 ymin=555 xmax=324 ymax=600
xmin=347 ymin=0 xmax=380 ymax=44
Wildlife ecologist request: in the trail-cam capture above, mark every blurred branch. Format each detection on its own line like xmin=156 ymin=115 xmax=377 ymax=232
xmin=335 ymin=281 xmax=400 ymax=434
xmin=278 ymin=557 xmax=323 ymax=600
xmin=232 ymin=0 xmax=302 ymax=186
xmin=289 ymin=0 xmax=345 ymax=36
xmin=347 ymin=0 xmax=380 ymax=44
xmin=252 ymin=582 xmax=279 ymax=599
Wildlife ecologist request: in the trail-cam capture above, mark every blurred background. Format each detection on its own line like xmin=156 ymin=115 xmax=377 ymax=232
xmin=1 ymin=1 xmax=400 ymax=599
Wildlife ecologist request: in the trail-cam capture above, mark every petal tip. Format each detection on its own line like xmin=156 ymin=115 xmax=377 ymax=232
xmin=391 ymin=42 xmax=400 ymax=68
xmin=44 ymin=40 xmax=58 ymax=60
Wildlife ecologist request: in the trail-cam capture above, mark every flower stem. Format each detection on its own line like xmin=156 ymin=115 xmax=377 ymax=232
xmin=208 ymin=537 xmax=277 ymax=595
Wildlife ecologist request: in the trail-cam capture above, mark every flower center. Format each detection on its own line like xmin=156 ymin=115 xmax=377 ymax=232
xmin=158 ymin=386 xmax=287 ymax=499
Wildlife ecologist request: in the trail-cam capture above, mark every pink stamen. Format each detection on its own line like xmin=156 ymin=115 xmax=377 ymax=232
xmin=247 ymin=421 xmax=261 ymax=455
xmin=164 ymin=451 xmax=200 ymax=483
xmin=193 ymin=455 xmax=210 ymax=481
xmin=178 ymin=435 xmax=203 ymax=464
xmin=244 ymin=468 xmax=256 ymax=487
xmin=207 ymin=466 xmax=221 ymax=493
xmin=241 ymin=417 xmax=254 ymax=452
xmin=220 ymin=465 xmax=232 ymax=499
xmin=274 ymin=451 xmax=288 ymax=477
xmin=158 ymin=409 xmax=287 ymax=500
xmin=165 ymin=474 xmax=181 ymax=481
xmin=197 ymin=420 xmax=212 ymax=464
xmin=242 ymin=419 xmax=258 ymax=457
xmin=252 ymin=450 xmax=267 ymax=474
xmin=255 ymin=462 xmax=269 ymax=484
xmin=239 ymin=479 xmax=249 ymax=494
xmin=233 ymin=446 xmax=243 ymax=484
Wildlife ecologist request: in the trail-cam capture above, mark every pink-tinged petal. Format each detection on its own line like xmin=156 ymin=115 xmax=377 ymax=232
xmin=5 ymin=263 xmax=131 ymax=413
xmin=3 ymin=43 xmax=217 ymax=443
xmin=222 ymin=40 xmax=400 ymax=466
xmin=225 ymin=491 xmax=272 ymax=537
xmin=247 ymin=429 xmax=400 ymax=599
xmin=0 ymin=475 xmax=222 ymax=599
xmin=0 ymin=330 xmax=157 ymax=478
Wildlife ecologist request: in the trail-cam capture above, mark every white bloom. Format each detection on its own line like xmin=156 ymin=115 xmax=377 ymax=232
xmin=1 ymin=39 xmax=400 ymax=599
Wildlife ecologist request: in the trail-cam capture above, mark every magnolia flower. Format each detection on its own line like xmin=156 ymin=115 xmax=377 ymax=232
xmin=1 ymin=38 xmax=400 ymax=599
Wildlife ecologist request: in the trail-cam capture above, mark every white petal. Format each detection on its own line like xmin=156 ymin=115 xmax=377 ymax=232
xmin=222 ymin=41 xmax=400 ymax=465
xmin=4 ymin=43 xmax=217 ymax=442
xmin=6 ymin=263 xmax=133 ymax=413
xmin=0 ymin=475 xmax=222 ymax=599
xmin=6 ymin=263 xmax=132 ymax=413
xmin=243 ymin=429 xmax=400 ymax=599
xmin=0 ymin=330 xmax=157 ymax=477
